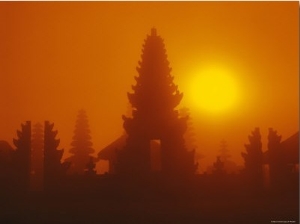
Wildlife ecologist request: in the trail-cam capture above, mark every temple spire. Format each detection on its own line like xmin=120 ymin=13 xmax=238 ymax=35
xmin=151 ymin=27 xmax=157 ymax=36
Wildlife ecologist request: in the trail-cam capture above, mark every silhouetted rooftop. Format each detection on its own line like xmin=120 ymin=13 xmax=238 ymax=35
xmin=281 ymin=131 xmax=299 ymax=164
xmin=263 ymin=131 xmax=299 ymax=164
xmin=98 ymin=134 xmax=127 ymax=160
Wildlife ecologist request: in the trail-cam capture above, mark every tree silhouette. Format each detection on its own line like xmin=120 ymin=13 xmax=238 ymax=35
xmin=117 ymin=28 xmax=197 ymax=178
xmin=217 ymin=139 xmax=240 ymax=174
xmin=267 ymin=128 xmax=287 ymax=192
xmin=213 ymin=156 xmax=225 ymax=176
xmin=12 ymin=121 xmax=31 ymax=192
xmin=180 ymin=107 xmax=204 ymax=172
xmin=179 ymin=107 xmax=197 ymax=151
xmin=31 ymin=122 xmax=44 ymax=191
xmin=241 ymin=127 xmax=263 ymax=191
xmin=219 ymin=139 xmax=230 ymax=162
xmin=44 ymin=121 xmax=70 ymax=191
xmin=67 ymin=109 xmax=95 ymax=175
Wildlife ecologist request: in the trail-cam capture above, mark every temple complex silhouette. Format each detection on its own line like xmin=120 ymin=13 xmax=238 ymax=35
xmin=0 ymin=29 xmax=298 ymax=192
xmin=0 ymin=28 xmax=298 ymax=224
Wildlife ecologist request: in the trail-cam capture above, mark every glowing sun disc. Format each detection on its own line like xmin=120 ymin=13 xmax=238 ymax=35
xmin=188 ymin=66 xmax=239 ymax=113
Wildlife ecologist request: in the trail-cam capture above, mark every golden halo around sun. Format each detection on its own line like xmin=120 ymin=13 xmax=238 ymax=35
xmin=187 ymin=66 xmax=239 ymax=114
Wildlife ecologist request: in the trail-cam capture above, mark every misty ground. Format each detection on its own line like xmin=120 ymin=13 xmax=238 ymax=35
xmin=0 ymin=191 xmax=298 ymax=224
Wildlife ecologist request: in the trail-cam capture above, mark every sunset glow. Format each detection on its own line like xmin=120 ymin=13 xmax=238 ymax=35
xmin=0 ymin=2 xmax=298 ymax=223
xmin=0 ymin=1 xmax=298 ymax=172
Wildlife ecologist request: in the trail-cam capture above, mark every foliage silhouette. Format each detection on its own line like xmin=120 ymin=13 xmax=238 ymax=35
xmin=218 ymin=139 xmax=239 ymax=174
xmin=219 ymin=139 xmax=230 ymax=162
xmin=179 ymin=107 xmax=197 ymax=152
xmin=213 ymin=156 xmax=225 ymax=176
xmin=117 ymin=28 xmax=197 ymax=178
xmin=180 ymin=107 xmax=204 ymax=173
xmin=66 ymin=109 xmax=95 ymax=175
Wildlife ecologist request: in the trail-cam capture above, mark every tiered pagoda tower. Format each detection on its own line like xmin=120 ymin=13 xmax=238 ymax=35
xmin=44 ymin=121 xmax=70 ymax=190
xmin=12 ymin=121 xmax=31 ymax=191
xmin=116 ymin=28 xmax=197 ymax=178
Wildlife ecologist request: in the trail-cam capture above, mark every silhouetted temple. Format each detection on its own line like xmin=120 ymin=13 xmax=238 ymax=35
xmin=1 ymin=123 xmax=33 ymax=192
xmin=44 ymin=121 xmax=70 ymax=191
xmin=66 ymin=109 xmax=95 ymax=175
xmin=98 ymin=134 xmax=162 ymax=174
xmin=31 ymin=122 xmax=44 ymax=191
xmin=12 ymin=121 xmax=31 ymax=192
xmin=116 ymin=28 xmax=198 ymax=178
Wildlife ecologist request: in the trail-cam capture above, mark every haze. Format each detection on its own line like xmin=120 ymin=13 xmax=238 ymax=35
xmin=0 ymin=2 xmax=298 ymax=171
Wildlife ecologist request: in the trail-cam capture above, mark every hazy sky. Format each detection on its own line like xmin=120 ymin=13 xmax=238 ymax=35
xmin=0 ymin=2 xmax=298 ymax=171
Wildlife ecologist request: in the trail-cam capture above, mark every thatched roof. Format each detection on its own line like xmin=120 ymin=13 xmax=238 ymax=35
xmin=97 ymin=135 xmax=162 ymax=162
xmin=0 ymin=140 xmax=13 ymax=163
xmin=281 ymin=131 xmax=299 ymax=164
xmin=0 ymin=141 xmax=13 ymax=151
xmin=263 ymin=131 xmax=299 ymax=164
xmin=97 ymin=134 xmax=127 ymax=160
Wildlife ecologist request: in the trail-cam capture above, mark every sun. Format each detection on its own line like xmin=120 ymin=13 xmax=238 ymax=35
xmin=187 ymin=66 xmax=239 ymax=114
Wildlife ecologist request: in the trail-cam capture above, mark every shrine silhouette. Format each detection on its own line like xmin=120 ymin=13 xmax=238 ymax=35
xmin=116 ymin=28 xmax=198 ymax=179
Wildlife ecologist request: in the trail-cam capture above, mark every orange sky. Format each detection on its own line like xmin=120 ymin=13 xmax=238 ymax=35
xmin=0 ymin=2 xmax=298 ymax=171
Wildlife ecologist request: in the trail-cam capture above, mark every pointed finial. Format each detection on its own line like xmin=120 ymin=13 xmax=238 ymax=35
xmin=151 ymin=27 xmax=157 ymax=36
